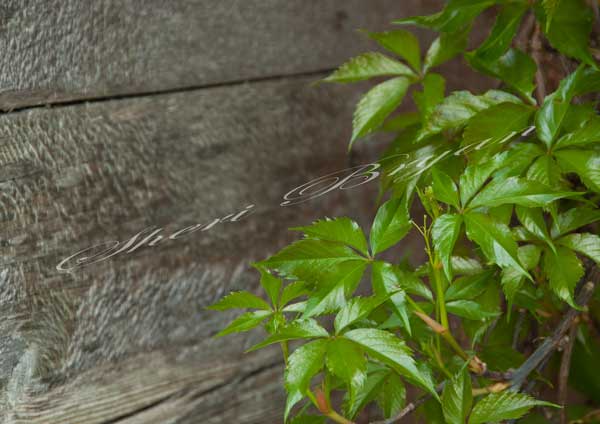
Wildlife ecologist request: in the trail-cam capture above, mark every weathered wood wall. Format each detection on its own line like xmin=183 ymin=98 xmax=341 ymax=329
xmin=0 ymin=0 xmax=415 ymax=110
xmin=0 ymin=1 xmax=492 ymax=423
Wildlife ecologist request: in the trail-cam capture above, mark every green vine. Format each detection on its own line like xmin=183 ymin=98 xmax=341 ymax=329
xmin=210 ymin=1 xmax=600 ymax=422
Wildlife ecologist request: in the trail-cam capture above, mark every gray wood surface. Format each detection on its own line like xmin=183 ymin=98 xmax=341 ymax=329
xmin=0 ymin=0 xmax=405 ymax=110
xmin=0 ymin=75 xmax=379 ymax=423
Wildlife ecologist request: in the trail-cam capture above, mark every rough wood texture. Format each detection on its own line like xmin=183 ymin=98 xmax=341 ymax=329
xmin=0 ymin=75 xmax=380 ymax=423
xmin=0 ymin=0 xmax=406 ymax=110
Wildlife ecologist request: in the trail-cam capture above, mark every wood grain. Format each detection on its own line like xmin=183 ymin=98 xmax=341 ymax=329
xmin=0 ymin=75 xmax=380 ymax=423
xmin=0 ymin=0 xmax=406 ymax=110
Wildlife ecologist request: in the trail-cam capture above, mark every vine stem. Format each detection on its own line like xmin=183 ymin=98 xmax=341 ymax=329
xmin=510 ymin=267 xmax=598 ymax=391
xmin=592 ymin=0 xmax=600 ymax=26
xmin=558 ymin=323 xmax=578 ymax=424
xmin=372 ymin=267 xmax=598 ymax=424
xmin=327 ymin=410 xmax=355 ymax=424
xmin=370 ymin=395 xmax=427 ymax=424
xmin=413 ymin=311 xmax=486 ymax=375
xmin=472 ymin=382 xmax=510 ymax=397
xmin=369 ymin=383 xmax=444 ymax=424
xmin=409 ymin=300 xmax=488 ymax=376
xmin=531 ymin=21 xmax=546 ymax=104
xmin=309 ymin=387 xmax=356 ymax=424
xmin=505 ymin=269 xmax=598 ymax=424
xmin=415 ymin=216 xmax=450 ymax=353
xmin=421 ymin=215 xmax=450 ymax=331
xmin=280 ymin=341 xmax=289 ymax=366
xmin=432 ymin=260 xmax=449 ymax=329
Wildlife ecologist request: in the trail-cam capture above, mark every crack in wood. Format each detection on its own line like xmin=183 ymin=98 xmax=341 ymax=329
xmin=0 ymin=68 xmax=335 ymax=117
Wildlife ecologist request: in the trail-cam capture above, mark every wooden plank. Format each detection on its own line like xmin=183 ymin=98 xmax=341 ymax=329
xmin=0 ymin=0 xmax=406 ymax=110
xmin=0 ymin=75 xmax=379 ymax=422
xmin=8 ymin=338 xmax=285 ymax=424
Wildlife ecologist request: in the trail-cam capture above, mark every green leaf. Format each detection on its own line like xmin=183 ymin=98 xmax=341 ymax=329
xmin=471 ymin=3 xmax=528 ymax=60
xmin=280 ymin=281 xmax=310 ymax=307
xmin=418 ymin=186 xmax=442 ymax=221
xmin=467 ymin=48 xmax=536 ymax=102
xmin=536 ymin=98 xmax=570 ymax=149
xmin=468 ymin=176 xmax=580 ymax=209
xmin=374 ymin=265 xmax=433 ymax=302
xmin=324 ymin=52 xmax=416 ymax=83
xmin=515 ymin=206 xmax=555 ymax=253
xmin=561 ymin=102 xmax=597 ymax=133
xmin=421 ymin=397 xmax=447 ymax=423
xmin=543 ymin=246 xmax=584 ymax=306
xmin=469 ymin=391 xmax=558 ymax=424
xmin=465 ymin=0 xmax=533 ymax=96
xmin=570 ymin=327 xmax=600 ymax=404
xmin=542 ymin=0 xmax=560 ymax=31
xmin=370 ymin=197 xmax=412 ymax=255
xmin=414 ymin=73 xmax=446 ymax=120
xmin=284 ymin=339 xmax=328 ymax=420
xmin=256 ymin=267 xmax=282 ymax=307
xmin=489 ymin=204 xmax=514 ymax=227
xmin=555 ymin=149 xmax=600 ymax=192
xmin=262 ymin=239 xmax=366 ymax=282
xmin=326 ymin=338 xmax=367 ymax=408
xmin=283 ymin=302 xmax=307 ymax=313
xmin=372 ymin=261 xmax=412 ymax=335
xmin=556 ymin=66 xmax=600 ymax=99
xmin=419 ymin=90 xmax=521 ymax=142
xmin=289 ymin=415 xmax=325 ymax=424
xmin=446 ymin=299 xmax=500 ymax=320
xmin=334 ymin=296 xmax=388 ymax=334
xmin=526 ymin=155 xmax=564 ymax=187
xmin=292 ymin=217 xmax=369 ymax=256
xmin=247 ymin=319 xmax=329 ymax=352
xmin=365 ymin=30 xmax=421 ymax=71
xmin=432 ymin=214 xmax=463 ymax=282
xmin=376 ymin=372 xmax=406 ymax=419
xmin=501 ymin=244 xmax=542 ymax=303
xmin=215 ymin=310 xmax=272 ymax=337
xmin=555 ymin=115 xmax=600 ymax=149
xmin=351 ymin=77 xmax=411 ymax=147
xmin=557 ymin=233 xmax=600 ymax=265
xmin=519 ymin=244 xmax=542 ymax=271
xmin=493 ymin=142 xmax=544 ymax=180
xmin=208 ymin=291 xmax=271 ymax=311
xmin=462 ymin=103 xmax=534 ymax=158
xmin=452 ymin=256 xmax=484 ymax=276
xmin=551 ymin=207 xmax=600 ymax=238
xmin=395 ymin=0 xmax=495 ymax=33
xmin=540 ymin=0 xmax=595 ymax=66
xmin=536 ymin=66 xmax=600 ymax=148
xmin=344 ymin=369 xmax=389 ymax=418
xmin=460 ymin=152 xmax=510 ymax=206
xmin=396 ymin=268 xmax=434 ymax=301
xmin=382 ymin=112 xmax=421 ymax=132
xmin=464 ymin=212 xmax=530 ymax=280
xmin=442 ymin=369 xmax=472 ymax=424
xmin=445 ymin=270 xmax=494 ymax=302
xmin=386 ymin=141 xmax=453 ymax=200
xmin=344 ymin=328 xmax=438 ymax=398
xmin=424 ymin=24 xmax=471 ymax=72
xmin=302 ymin=261 xmax=367 ymax=318
xmin=431 ymin=168 xmax=460 ymax=209
xmin=479 ymin=345 xmax=525 ymax=373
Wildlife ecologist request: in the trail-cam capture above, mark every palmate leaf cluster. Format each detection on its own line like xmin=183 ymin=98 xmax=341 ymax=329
xmin=210 ymin=1 xmax=600 ymax=423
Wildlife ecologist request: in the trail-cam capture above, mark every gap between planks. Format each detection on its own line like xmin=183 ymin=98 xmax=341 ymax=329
xmin=0 ymin=67 xmax=335 ymax=117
